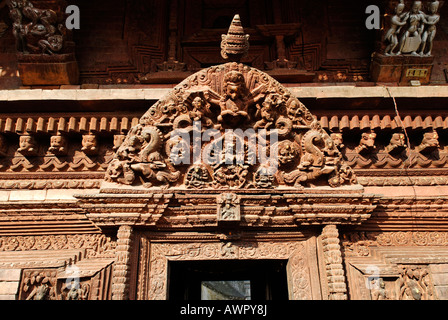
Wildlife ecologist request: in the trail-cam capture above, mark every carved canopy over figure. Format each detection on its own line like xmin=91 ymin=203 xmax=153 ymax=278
xmin=104 ymin=15 xmax=358 ymax=191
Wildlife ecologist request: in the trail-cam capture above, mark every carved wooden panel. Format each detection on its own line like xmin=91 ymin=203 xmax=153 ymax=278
xmin=342 ymin=231 xmax=448 ymax=300
xmin=137 ymin=236 xmax=322 ymax=300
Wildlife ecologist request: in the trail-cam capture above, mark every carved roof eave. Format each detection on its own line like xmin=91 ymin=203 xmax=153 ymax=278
xmin=75 ymin=185 xmax=378 ymax=229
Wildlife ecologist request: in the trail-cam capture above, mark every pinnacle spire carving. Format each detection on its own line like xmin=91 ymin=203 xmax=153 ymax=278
xmin=220 ymin=14 xmax=250 ymax=62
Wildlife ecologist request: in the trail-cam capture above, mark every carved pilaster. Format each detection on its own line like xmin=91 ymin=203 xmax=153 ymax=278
xmin=111 ymin=225 xmax=134 ymax=300
xmin=321 ymin=225 xmax=347 ymax=300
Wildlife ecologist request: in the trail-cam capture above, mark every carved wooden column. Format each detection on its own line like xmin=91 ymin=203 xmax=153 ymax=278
xmin=320 ymin=225 xmax=347 ymax=300
xmin=111 ymin=225 xmax=134 ymax=300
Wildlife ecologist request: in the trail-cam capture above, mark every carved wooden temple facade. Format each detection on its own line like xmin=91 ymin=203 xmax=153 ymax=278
xmin=0 ymin=0 xmax=448 ymax=301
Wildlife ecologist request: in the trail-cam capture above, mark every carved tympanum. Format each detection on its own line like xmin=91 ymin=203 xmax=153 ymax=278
xmin=104 ymin=17 xmax=357 ymax=190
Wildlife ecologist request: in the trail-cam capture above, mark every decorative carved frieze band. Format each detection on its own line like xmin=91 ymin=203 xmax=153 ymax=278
xmin=0 ymin=234 xmax=116 ymax=258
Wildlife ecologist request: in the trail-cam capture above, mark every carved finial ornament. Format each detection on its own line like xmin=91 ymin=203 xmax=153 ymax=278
xmin=221 ymin=14 xmax=250 ymax=62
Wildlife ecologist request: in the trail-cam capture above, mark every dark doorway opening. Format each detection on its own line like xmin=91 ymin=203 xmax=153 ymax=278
xmin=168 ymin=259 xmax=288 ymax=300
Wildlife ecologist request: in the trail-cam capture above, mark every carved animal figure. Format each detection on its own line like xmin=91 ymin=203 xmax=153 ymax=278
xmin=81 ymin=135 xmax=98 ymax=155
xmin=355 ymin=132 xmax=377 ymax=154
xmin=139 ymin=126 xmax=163 ymax=163
xmin=298 ymin=130 xmax=325 ymax=169
xmin=105 ymin=159 xmax=135 ymax=185
xmin=385 ymin=133 xmax=407 ymax=154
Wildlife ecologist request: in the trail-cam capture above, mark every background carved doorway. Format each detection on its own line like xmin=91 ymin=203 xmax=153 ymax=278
xmin=168 ymin=260 xmax=289 ymax=300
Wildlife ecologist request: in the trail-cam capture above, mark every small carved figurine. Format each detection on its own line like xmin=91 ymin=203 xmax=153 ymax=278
xmin=397 ymin=1 xmax=426 ymax=55
xmin=190 ymin=96 xmax=213 ymax=127
xmin=81 ymin=134 xmax=98 ymax=155
xmin=17 ymin=135 xmax=38 ymax=156
xmin=254 ymin=91 xmax=282 ymax=130
xmin=355 ymin=132 xmax=377 ymax=155
xmin=217 ymin=193 xmax=240 ymax=221
xmin=416 ymin=130 xmax=439 ymax=153
xmin=419 ymin=0 xmax=440 ymax=56
xmin=330 ymin=133 xmax=344 ymax=150
xmin=277 ymin=140 xmax=300 ymax=166
xmin=385 ymin=132 xmax=407 ymax=154
xmin=48 ymin=135 xmax=68 ymax=156
xmin=254 ymin=165 xmax=276 ymax=188
xmin=384 ymin=0 xmax=409 ymax=56
xmin=185 ymin=165 xmax=210 ymax=189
